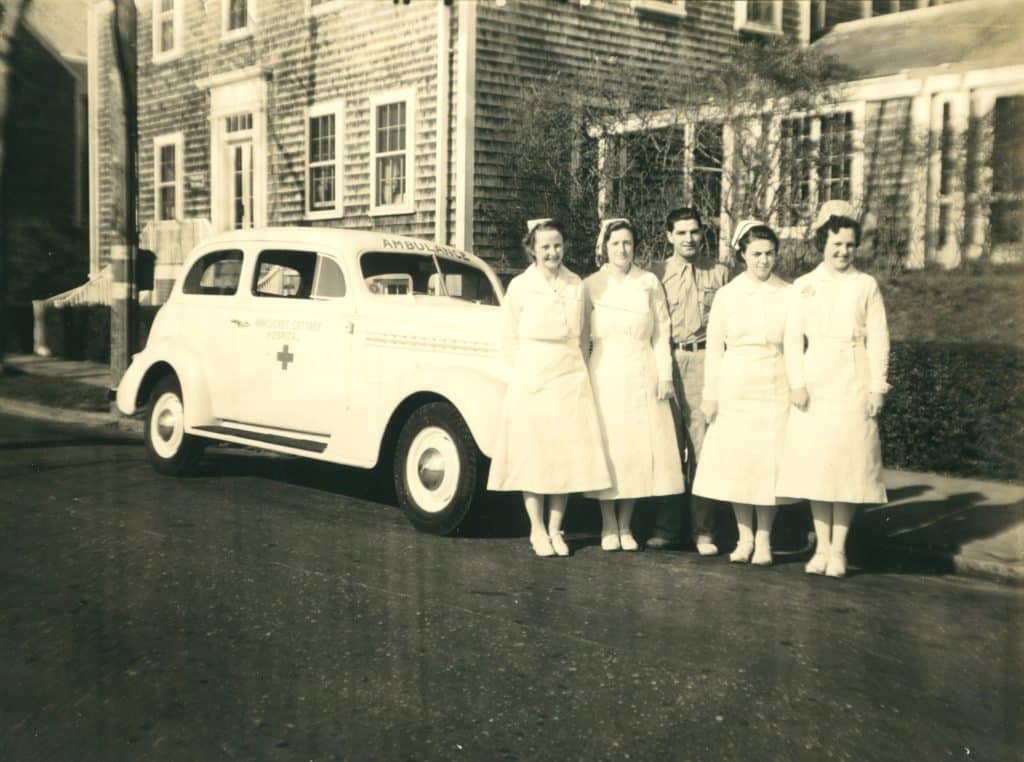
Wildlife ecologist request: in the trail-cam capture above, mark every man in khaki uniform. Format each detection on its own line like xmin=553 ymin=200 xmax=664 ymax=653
xmin=648 ymin=207 xmax=731 ymax=555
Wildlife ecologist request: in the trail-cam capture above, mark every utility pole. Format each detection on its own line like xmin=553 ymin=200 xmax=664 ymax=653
xmin=0 ymin=0 xmax=29 ymax=374
xmin=109 ymin=0 xmax=137 ymax=401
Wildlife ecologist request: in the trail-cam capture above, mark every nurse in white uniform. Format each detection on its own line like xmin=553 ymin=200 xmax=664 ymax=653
xmin=776 ymin=201 xmax=891 ymax=578
xmin=584 ymin=219 xmax=684 ymax=551
xmin=692 ymin=220 xmax=793 ymax=566
xmin=487 ymin=218 xmax=612 ymax=558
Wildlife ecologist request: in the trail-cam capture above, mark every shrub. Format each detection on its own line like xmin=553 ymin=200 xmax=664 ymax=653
xmin=881 ymin=341 xmax=1024 ymax=482
xmin=3 ymin=304 xmax=35 ymax=354
xmin=41 ymin=305 xmax=110 ymax=362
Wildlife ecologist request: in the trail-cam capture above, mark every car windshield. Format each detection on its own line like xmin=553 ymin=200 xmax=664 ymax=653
xmin=359 ymin=251 xmax=499 ymax=305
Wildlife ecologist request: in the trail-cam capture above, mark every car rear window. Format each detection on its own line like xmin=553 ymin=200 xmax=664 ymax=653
xmin=253 ymin=250 xmax=318 ymax=298
xmin=182 ymin=250 xmax=243 ymax=295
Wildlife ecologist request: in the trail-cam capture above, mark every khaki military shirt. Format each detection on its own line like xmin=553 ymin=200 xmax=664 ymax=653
xmin=650 ymin=255 xmax=731 ymax=345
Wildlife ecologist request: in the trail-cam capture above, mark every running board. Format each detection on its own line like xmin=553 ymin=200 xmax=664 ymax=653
xmin=193 ymin=424 xmax=328 ymax=453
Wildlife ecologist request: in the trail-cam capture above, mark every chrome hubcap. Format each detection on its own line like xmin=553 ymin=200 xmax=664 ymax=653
xmin=405 ymin=426 xmax=460 ymax=514
xmin=417 ymin=448 xmax=446 ymax=491
xmin=150 ymin=391 xmax=184 ymax=459
xmin=157 ymin=407 xmax=178 ymax=442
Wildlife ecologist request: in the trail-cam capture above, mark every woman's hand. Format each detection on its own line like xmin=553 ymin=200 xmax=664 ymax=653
xmin=657 ymin=380 xmax=675 ymax=402
xmin=790 ymin=387 xmax=810 ymax=411
xmin=867 ymin=392 xmax=885 ymax=417
xmin=700 ymin=399 xmax=718 ymax=424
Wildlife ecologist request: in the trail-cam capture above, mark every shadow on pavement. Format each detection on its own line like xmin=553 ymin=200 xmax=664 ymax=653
xmin=122 ymin=444 xmax=1024 ymax=578
xmin=0 ymin=436 xmax=141 ymax=451
xmin=860 ymin=489 xmax=1021 ymax=544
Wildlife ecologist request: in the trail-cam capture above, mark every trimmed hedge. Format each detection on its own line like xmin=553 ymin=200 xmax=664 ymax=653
xmin=882 ymin=341 xmax=1024 ymax=482
xmin=3 ymin=304 xmax=35 ymax=354
xmin=43 ymin=305 xmax=110 ymax=362
xmin=36 ymin=304 xmax=162 ymax=364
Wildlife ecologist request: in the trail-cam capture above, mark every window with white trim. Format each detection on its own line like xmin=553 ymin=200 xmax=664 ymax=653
xmin=989 ymin=95 xmax=1024 ymax=249
xmin=734 ymin=0 xmax=782 ymax=34
xmin=631 ymin=0 xmax=686 ymax=20
xmin=223 ymin=0 xmax=254 ymax=38
xmin=598 ymin=120 xmax=727 ymax=254
xmin=306 ymin=101 xmax=344 ymax=217
xmin=154 ymin=133 xmax=184 ymax=222
xmin=370 ymin=89 xmax=415 ymax=216
xmin=777 ymin=111 xmax=857 ymax=229
xmin=153 ymin=0 xmax=183 ymax=62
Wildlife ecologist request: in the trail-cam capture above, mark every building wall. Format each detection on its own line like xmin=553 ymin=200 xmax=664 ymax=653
xmin=472 ymin=0 xmax=804 ymax=265
xmin=90 ymin=0 xmax=126 ymax=278
xmin=123 ymin=0 xmax=447 ymax=281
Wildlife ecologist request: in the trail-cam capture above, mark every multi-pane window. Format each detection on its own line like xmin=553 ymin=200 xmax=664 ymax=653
xmin=746 ymin=1 xmax=776 ymax=24
xmin=819 ymin=112 xmax=854 ymax=203
xmin=692 ymin=123 xmax=724 ymax=222
xmin=989 ymin=95 xmax=1024 ymax=246
xmin=307 ymin=104 xmax=343 ymax=216
xmin=604 ymin=127 xmax=686 ymax=250
xmin=226 ymin=113 xmax=253 ymax=133
xmin=370 ymin=91 xmax=415 ymax=214
xmin=735 ymin=0 xmax=782 ymax=32
xmin=221 ymin=113 xmax=254 ymax=229
xmin=154 ymin=133 xmax=183 ymax=222
xmin=224 ymin=0 xmax=252 ymax=35
xmin=153 ymin=0 xmax=181 ymax=61
xmin=158 ymin=145 xmax=176 ymax=220
xmin=229 ymin=0 xmax=247 ymax=30
xmin=376 ymin=103 xmax=405 ymax=207
xmin=158 ymin=0 xmax=174 ymax=51
xmin=779 ymin=117 xmax=813 ymax=228
xmin=937 ymin=102 xmax=955 ymax=248
xmin=778 ymin=112 xmax=856 ymax=229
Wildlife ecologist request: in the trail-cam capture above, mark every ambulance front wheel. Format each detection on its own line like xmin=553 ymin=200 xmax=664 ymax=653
xmin=144 ymin=376 xmax=205 ymax=476
xmin=394 ymin=401 xmax=480 ymax=535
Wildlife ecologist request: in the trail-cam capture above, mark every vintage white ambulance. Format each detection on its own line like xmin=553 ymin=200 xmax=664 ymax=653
xmin=116 ymin=227 xmax=508 ymax=535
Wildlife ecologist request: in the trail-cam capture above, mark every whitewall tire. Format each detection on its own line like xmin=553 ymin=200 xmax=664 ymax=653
xmin=394 ymin=401 xmax=480 ymax=535
xmin=144 ymin=376 xmax=204 ymax=476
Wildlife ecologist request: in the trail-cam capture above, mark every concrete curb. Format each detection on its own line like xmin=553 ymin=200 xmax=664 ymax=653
xmin=954 ymin=557 xmax=1024 ymax=586
xmin=0 ymin=397 xmax=144 ymax=434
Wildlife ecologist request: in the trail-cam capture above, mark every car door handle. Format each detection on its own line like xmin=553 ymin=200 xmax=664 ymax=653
xmin=231 ymin=319 xmax=250 ymax=328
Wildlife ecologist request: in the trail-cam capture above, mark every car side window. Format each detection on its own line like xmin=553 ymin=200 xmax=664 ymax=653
xmin=313 ymin=256 xmax=346 ymax=298
xmin=360 ymin=251 xmax=499 ymax=304
xmin=253 ymin=249 xmax=318 ymax=299
xmin=182 ymin=249 xmax=244 ymax=295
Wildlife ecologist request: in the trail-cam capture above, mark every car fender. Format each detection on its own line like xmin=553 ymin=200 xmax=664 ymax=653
xmin=115 ymin=341 xmax=215 ymax=428
xmin=370 ymin=366 xmax=507 ymax=463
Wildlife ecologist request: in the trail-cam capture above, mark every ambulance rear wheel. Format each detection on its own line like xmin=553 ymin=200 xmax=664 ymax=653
xmin=144 ymin=376 xmax=204 ymax=476
xmin=394 ymin=402 xmax=479 ymax=535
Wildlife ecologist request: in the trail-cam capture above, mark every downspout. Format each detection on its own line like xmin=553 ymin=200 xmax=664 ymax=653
xmin=454 ymin=0 xmax=476 ymax=253
xmin=87 ymin=2 xmax=108 ymax=277
xmin=434 ymin=0 xmax=451 ymax=246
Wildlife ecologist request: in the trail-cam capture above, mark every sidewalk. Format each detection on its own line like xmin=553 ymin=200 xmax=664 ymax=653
xmin=2 ymin=353 xmax=1022 ymax=584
